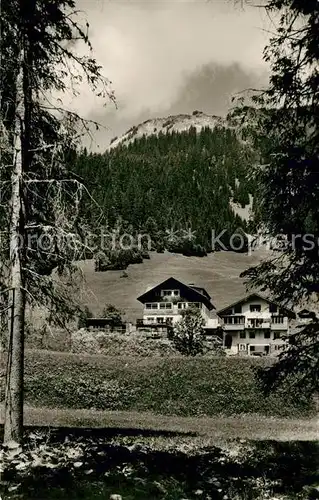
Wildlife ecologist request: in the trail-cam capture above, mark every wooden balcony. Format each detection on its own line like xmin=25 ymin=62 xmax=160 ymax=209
xmin=246 ymin=322 xmax=271 ymax=329
xmin=144 ymin=301 xmax=202 ymax=315
xmin=223 ymin=324 xmax=245 ymax=331
xmin=143 ymin=308 xmax=179 ymax=316
xmin=271 ymin=322 xmax=288 ymax=330
xmin=137 ymin=318 xmax=172 ymax=326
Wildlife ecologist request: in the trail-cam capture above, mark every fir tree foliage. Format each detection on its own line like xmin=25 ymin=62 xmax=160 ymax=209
xmin=0 ymin=0 xmax=113 ymax=445
xmin=71 ymin=125 xmax=255 ymax=258
xmin=232 ymin=0 xmax=319 ymax=395
xmin=101 ymin=304 xmax=122 ymax=325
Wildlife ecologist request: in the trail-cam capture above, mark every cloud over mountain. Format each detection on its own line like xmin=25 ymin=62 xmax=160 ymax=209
xmin=65 ymin=0 xmax=271 ymax=149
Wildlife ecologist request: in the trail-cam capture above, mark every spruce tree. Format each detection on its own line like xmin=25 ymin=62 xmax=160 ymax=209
xmin=235 ymin=0 xmax=319 ymax=395
xmin=0 ymin=0 xmax=113 ymax=446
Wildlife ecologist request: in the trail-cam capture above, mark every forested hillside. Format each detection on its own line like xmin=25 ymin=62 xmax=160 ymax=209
xmin=71 ymin=123 xmax=258 ymax=267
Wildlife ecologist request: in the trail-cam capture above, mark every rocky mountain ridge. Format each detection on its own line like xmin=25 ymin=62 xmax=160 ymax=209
xmin=108 ymin=111 xmax=226 ymax=149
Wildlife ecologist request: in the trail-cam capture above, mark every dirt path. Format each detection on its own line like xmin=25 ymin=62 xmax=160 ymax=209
xmin=1 ymin=406 xmax=317 ymax=442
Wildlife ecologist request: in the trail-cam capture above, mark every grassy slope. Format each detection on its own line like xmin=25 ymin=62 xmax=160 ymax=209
xmin=75 ymin=249 xmax=267 ymax=321
xmin=9 ymin=350 xmax=314 ymax=419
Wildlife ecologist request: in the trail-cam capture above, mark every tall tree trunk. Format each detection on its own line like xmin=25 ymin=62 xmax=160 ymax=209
xmin=4 ymin=60 xmax=26 ymax=448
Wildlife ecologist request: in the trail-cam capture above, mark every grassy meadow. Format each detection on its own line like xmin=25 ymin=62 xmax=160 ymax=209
xmin=1 ymin=350 xmax=313 ymax=419
xmin=72 ymin=249 xmax=268 ymax=322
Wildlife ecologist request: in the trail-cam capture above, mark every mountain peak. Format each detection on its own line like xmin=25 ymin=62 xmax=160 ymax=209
xmin=108 ymin=111 xmax=225 ymax=150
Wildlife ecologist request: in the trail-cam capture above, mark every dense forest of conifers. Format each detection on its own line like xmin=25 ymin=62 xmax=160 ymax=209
xmin=71 ymin=125 xmax=258 ymax=268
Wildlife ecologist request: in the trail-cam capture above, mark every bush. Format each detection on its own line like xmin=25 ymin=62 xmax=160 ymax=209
xmin=70 ymin=331 xmax=178 ymax=356
xmin=172 ymin=307 xmax=205 ymax=356
xmin=71 ymin=330 xmax=101 ymax=354
xmin=2 ymin=350 xmax=314 ymax=417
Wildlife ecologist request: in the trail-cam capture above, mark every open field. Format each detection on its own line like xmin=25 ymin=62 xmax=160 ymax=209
xmin=74 ymin=250 xmax=268 ymax=321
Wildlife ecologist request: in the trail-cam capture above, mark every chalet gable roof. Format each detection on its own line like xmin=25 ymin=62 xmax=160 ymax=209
xmin=217 ymin=292 xmax=296 ymax=319
xmin=189 ymin=285 xmax=211 ymax=300
xmin=137 ymin=277 xmax=215 ymax=310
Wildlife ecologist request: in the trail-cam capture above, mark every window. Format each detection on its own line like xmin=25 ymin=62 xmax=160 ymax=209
xmin=160 ymin=302 xmax=172 ymax=309
xmin=239 ymin=343 xmax=246 ymax=351
xmin=191 ymin=302 xmax=201 ymax=309
xmin=234 ymin=304 xmax=242 ymax=314
xmin=250 ymin=304 xmax=261 ymax=312
xmin=224 ymin=316 xmax=245 ymax=325
xmin=264 ymin=331 xmax=271 ymax=339
xmin=249 ymin=331 xmax=255 ymax=339
xmin=274 ymin=332 xmax=282 ymax=340
xmin=145 ymin=303 xmax=158 ymax=309
xmin=249 ymin=318 xmax=263 ymax=328
xmin=162 ymin=289 xmax=180 ymax=297
xmin=250 ymin=345 xmax=255 ymax=352
xmin=240 ymin=331 xmax=246 ymax=339
xmin=157 ymin=317 xmax=165 ymax=324
xmin=234 ymin=316 xmax=245 ymax=324
xmin=269 ymin=303 xmax=277 ymax=313
xmin=178 ymin=302 xmax=188 ymax=309
xmin=146 ymin=317 xmax=155 ymax=323
xmin=224 ymin=316 xmax=232 ymax=324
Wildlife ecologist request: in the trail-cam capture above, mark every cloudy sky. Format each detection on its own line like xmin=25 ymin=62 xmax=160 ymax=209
xmin=67 ymin=0 xmax=272 ymax=150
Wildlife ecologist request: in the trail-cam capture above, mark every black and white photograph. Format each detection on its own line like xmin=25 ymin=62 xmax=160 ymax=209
xmin=0 ymin=0 xmax=318 ymax=498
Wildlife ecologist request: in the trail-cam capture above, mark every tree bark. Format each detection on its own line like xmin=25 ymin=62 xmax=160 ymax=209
xmin=3 ymin=61 xmax=26 ymax=448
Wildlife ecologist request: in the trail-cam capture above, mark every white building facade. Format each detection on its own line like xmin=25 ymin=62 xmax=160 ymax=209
xmin=217 ymin=293 xmax=295 ymax=356
xmin=137 ymin=277 xmax=218 ymax=334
